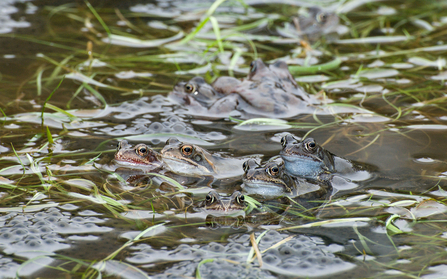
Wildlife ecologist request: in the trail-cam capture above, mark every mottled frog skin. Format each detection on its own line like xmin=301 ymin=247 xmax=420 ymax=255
xmin=213 ymin=59 xmax=316 ymax=117
xmin=168 ymin=76 xmax=239 ymax=118
xmin=280 ymin=134 xmax=376 ymax=182
xmin=169 ymin=76 xmax=224 ymax=108
xmin=169 ymin=59 xmax=316 ymax=118
xmin=114 ymin=140 xmax=163 ymax=169
xmin=241 ymin=158 xmax=329 ymax=198
xmin=196 ymin=190 xmax=246 ymax=213
xmin=295 ymin=7 xmax=339 ymax=37
xmin=160 ymin=137 xmax=217 ymax=176
xmin=280 ymin=135 xmax=335 ymax=179
xmin=160 ymin=137 xmax=250 ymax=178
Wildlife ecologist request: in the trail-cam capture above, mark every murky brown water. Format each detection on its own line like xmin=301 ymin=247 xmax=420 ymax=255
xmin=2 ymin=0 xmax=447 ymax=278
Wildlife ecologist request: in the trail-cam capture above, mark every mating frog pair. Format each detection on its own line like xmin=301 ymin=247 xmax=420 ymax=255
xmin=169 ymin=59 xmax=318 ymax=118
xmin=240 ymin=133 xmax=377 ymax=198
xmin=114 ymin=137 xmax=253 ymax=179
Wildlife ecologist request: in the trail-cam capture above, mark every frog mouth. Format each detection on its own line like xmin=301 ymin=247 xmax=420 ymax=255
xmin=114 ymin=153 xmax=160 ymax=166
xmin=162 ymin=156 xmax=215 ymax=175
xmin=281 ymin=153 xmax=321 ymax=163
xmin=242 ymin=179 xmax=291 ymax=192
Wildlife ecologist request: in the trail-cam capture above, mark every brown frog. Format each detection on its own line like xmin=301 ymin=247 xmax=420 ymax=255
xmin=277 ymin=6 xmax=340 ymax=41
xmin=242 ymin=158 xmax=330 ymax=198
xmin=160 ymin=137 xmax=251 ymax=178
xmin=168 ymin=76 xmax=239 ymax=118
xmin=114 ymin=140 xmax=163 ymax=169
xmin=196 ymin=190 xmax=246 ymax=214
xmin=169 ymin=59 xmax=317 ymax=118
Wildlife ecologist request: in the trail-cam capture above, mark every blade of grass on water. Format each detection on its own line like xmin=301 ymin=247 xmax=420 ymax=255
xmin=36 ymin=66 xmax=44 ymax=96
xmin=209 ymin=16 xmax=223 ymax=53
xmin=41 ymin=76 xmax=65 ymax=125
xmin=246 ymin=230 xmax=268 ymax=264
xmin=278 ymin=217 xmax=372 ymax=231
xmin=146 ymin=173 xmax=185 ymax=190
xmin=179 ymin=0 xmax=227 ymax=44
xmin=288 ymin=57 xmax=342 ymax=75
xmin=46 ymin=126 xmax=54 ymax=145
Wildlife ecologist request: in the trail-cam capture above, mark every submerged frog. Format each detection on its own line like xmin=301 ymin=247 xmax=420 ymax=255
xmin=114 ymin=140 xmax=163 ymax=169
xmin=196 ymin=190 xmax=246 ymax=214
xmin=280 ymin=134 xmax=376 ymax=183
xmin=241 ymin=158 xmax=330 ymax=198
xmin=169 ymin=59 xmax=317 ymax=118
xmin=160 ymin=137 xmax=252 ymax=178
xmin=168 ymin=76 xmax=240 ymax=118
xmin=277 ymin=6 xmax=340 ymax=40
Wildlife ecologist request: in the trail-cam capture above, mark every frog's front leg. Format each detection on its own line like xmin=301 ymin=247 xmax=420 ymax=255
xmin=208 ymin=94 xmax=240 ymax=115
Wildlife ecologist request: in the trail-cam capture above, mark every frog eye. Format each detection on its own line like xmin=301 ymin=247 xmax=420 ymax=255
xmin=205 ymin=193 xmax=214 ymax=203
xmin=317 ymin=12 xmax=327 ymax=23
xmin=280 ymin=136 xmax=286 ymax=147
xmin=305 ymin=140 xmax=317 ymax=151
xmin=136 ymin=145 xmax=148 ymax=156
xmin=181 ymin=145 xmax=193 ymax=156
xmin=185 ymin=83 xmax=195 ymax=93
xmin=267 ymin=165 xmax=280 ymax=176
xmin=116 ymin=142 xmax=121 ymax=150
xmin=194 ymin=154 xmax=202 ymax=162
xmin=242 ymin=161 xmax=249 ymax=172
xmin=236 ymin=194 xmax=245 ymax=204
xmin=249 ymin=61 xmax=257 ymax=73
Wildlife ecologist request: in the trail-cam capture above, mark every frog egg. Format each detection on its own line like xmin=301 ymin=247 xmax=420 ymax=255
xmin=226 ymin=254 xmax=241 ymax=262
xmin=206 ymin=131 xmax=226 ymax=140
xmin=149 ymin=122 xmax=163 ymax=132
xmin=260 ymin=230 xmax=281 ymax=243
xmin=317 ymin=256 xmax=334 ymax=265
xmin=174 ymin=247 xmax=193 ymax=257
xmin=184 ymin=129 xmax=197 ymax=136
xmin=264 ymin=254 xmax=281 ymax=265
xmin=135 ymin=99 xmax=150 ymax=107
xmin=207 ymin=242 xmax=225 ymax=253
xmin=168 ymin=116 xmax=182 ymax=123
xmin=132 ymin=118 xmax=151 ymax=124
xmin=191 ymin=250 xmax=206 ymax=258
xmin=0 ymin=232 xmax=12 ymax=240
xmin=39 ymin=226 xmax=52 ymax=233
xmin=171 ymin=123 xmax=186 ymax=132
xmin=25 ymin=239 xmax=42 ymax=248
xmin=12 ymin=228 xmax=28 ymax=236
xmin=278 ymin=245 xmax=296 ymax=257
xmin=151 ymin=139 xmax=161 ymax=145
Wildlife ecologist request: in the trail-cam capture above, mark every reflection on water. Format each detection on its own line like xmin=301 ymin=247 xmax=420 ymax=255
xmin=1 ymin=0 xmax=447 ymax=278
xmin=0 ymin=0 xmax=32 ymax=34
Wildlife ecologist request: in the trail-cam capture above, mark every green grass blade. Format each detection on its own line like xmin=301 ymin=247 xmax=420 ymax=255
xmin=209 ymin=16 xmax=223 ymax=53
xmin=288 ymin=57 xmax=342 ymax=75
xmin=41 ymin=76 xmax=65 ymax=125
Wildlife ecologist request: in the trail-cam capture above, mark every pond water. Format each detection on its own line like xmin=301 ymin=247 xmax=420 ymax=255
xmin=1 ymin=0 xmax=447 ymax=278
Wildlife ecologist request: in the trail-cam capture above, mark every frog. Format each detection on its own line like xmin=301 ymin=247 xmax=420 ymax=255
xmin=241 ymin=158 xmax=330 ymax=198
xmin=212 ymin=59 xmax=317 ymax=118
xmin=169 ymin=59 xmax=317 ymax=119
xmin=168 ymin=76 xmax=240 ymax=118
xmin=279 ymin=134 xmax=376 ymax=183
xmin=160 ymin=137 xmax=254 ymax=178
xmin=196 ymin=190 xmax=246 ymax=213
xmin=114 ymin=140 xmax=163 ymax=170
xmin=169 ymin=76 xmax=224 ymax=108
xmin=277 ymin=6 xmax=340 ymax=41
